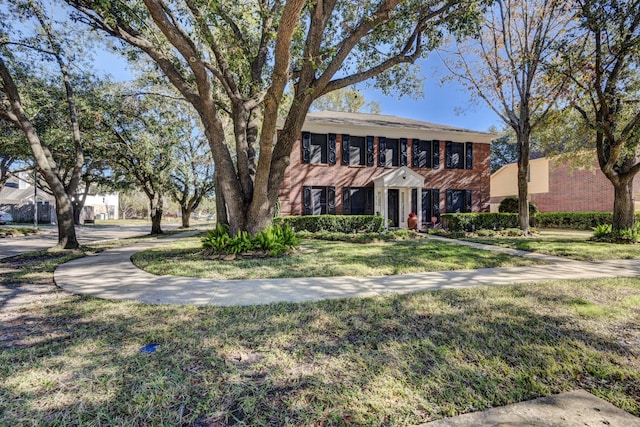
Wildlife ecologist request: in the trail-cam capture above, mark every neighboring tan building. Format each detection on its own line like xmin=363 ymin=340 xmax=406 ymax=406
xmin=490 ymin=156 xmax=640 ymax=212
xmin=278 ymin=111 xmax=494 ymax=229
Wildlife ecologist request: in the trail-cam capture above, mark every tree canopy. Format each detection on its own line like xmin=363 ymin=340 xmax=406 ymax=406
xmin=68 ymin=0 xmax=489 ymax=235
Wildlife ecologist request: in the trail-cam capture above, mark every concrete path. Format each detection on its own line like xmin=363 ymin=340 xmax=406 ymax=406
xmin=54 ymin=231 xmax=640 ymax=306
xmin=420 ymin=389 xmax=640 ymax=426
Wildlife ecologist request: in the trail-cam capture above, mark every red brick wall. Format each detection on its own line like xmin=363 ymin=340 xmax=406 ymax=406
xmin=491 ymin=158 xmax=640 ymax=212
xmin=279 ymin=134 xmax=491 ymax=216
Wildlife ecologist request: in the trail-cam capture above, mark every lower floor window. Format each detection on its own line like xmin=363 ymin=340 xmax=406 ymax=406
xmin=343 ymin=187 xmax=374 ymax=215
xmin=446 ymin=189 xmax=472 ymax=213
xmin=303 ymin=186 xmax=335 ymax=215
xmin=412 ymin=188 xmax=440 ymax=222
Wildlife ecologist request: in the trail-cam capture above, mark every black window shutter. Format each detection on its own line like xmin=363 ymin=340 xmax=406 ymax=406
xmin=445 ymin=141 xmax=453 ymax=169
xmin=342 ymin=134 xmax=350 ymax=165
xmin=411 ymin=188 xmax=417 ymax=214
xmin=466 ymin=142 xmax=473 ymax=170
xmin=465 ymin=190 xmax=472 ymax=212
xmin=303 ymin=186 xmax=312 ymax=215
xmin=327 ymin=186 xmax=336 ymax=214
xmin=343 ymin=188 xmax=351 ymax=214
xmin=400 ymin=138 xmax=408 ymax=166
xmin=432 ymin=141 xmax=440 ymax=169
xmin=378 ymin=137 xmax=386 ymax=166
xmin=301 ymin=132 xmax=311 ymax=164
xmin=328 ymin=134 xmax=336 ymax=165
xmin=412 ymin=140 xmax=420 ymax=168
xmin=365 ymin=187 xmax=374 ymax=214
xmin=366 ymin=136 xmax=375 ymax=166
xmin=432 ymin=189 xmax=440 ymax=217
xmin=445 ymin=190 xmax=452 ymax=212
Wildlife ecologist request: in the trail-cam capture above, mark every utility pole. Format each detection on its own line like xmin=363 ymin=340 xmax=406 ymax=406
xmin=33 ymin=167 xmax=38 ymax=229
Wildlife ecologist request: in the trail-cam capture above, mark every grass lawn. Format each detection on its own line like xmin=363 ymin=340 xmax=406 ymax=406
xmin=0 ymin=226 xmax=42 ymax=238
xmin=1 ymin=246 xmax=639 ymax=426
xmin=460 ymin=229 xmax=640 ymax=261
xmin=131 ymin=235 xmax=543 ymax=280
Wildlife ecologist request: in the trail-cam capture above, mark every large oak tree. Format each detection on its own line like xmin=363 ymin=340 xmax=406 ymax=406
xmin=566 ymin=0 xmax=640 ymax=232
xmin=69 ymin=0 xmax=486 ymax=235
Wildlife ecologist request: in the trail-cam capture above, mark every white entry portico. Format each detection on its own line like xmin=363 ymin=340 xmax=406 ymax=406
xmin=372 ymin=166 xmax=426 ymax=230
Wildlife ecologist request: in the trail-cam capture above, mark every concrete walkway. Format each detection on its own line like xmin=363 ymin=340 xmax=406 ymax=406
xmin=54 ymin=230 xmax=640 ymax=306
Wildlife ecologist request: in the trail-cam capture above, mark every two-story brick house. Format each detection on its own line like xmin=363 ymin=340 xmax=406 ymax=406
xmin=278 ymin=111 xmax=493 ymax=229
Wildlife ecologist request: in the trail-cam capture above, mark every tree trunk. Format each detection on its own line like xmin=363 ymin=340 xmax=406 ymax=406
xmin=516 ymin=124 xmax=531 ymax=234
xmin=149 ymin=193 xmax=163 ymax=235
xmin=214 ymin=170 xmax=228 ymax=228
xmin=56 ymin=193 xmax=79 ymax=249
xmin=612 ymin=177 xmax=634 ymax=232
xmin=181 ymin=206 xmax=191 ymax=228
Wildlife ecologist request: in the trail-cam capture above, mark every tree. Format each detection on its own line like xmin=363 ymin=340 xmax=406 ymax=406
xmin=440 ymin=0 xmax=574 ymax=233
xmin=0 ymin=118 xmax=32 ymax=191
xmin=69 ymin=0 xmax=486 ymax=235
xmin=561 ymin=0 xmax=640 ymax=232
xmin=101 ymin=85 xmax=177 ymax=234
xmin=0 ymin=1 xmax=91 ymax=248
xmin=311 ymin=87 xmax=382 ymax=114
xmin=170 ymin=134 xmax=215 ymax=228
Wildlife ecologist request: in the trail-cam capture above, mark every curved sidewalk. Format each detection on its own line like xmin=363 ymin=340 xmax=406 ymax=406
xmin=54 ymin=231 xmax=640 ymax=306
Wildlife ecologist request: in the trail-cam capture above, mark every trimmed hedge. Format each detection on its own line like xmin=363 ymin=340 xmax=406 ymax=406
xmin=441 ymin=213 xmax=520 ymax=232
xmin=273 ymin=215 xmax=385 ymax=233
xmin=442 ymin=211 xmax=640 ymax=232
xmin=533 ymin=212 xmax=617 ymax=230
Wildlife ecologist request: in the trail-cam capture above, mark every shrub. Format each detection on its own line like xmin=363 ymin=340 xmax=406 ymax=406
xmin=273 ymin=215 xmax=385 ymax=233
xmin=498 ymin=196 xmax=539 ymax=215
xmin=202 ymin=224 xmax=299 ymax=256
xmin=441 ymin=213 xmax=520 ymax=232
xmin=534 ymin=212 xmax=613 ymax=230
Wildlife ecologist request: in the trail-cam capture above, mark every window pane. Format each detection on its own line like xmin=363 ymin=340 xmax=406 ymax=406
xmin=311 ymin=187 xmax=326 ymax=214
xmin=350 ymin=136 xmax=365 ymax=166
xmin=386 ymin=139 xmax=399 ymax=167
xmin=417 ymin=140 xmax=431 ymax=168
xmin=447 ymin=142 xmax=465 ymax=169
xmin=310 ymin=134 xmax=327 ymax=164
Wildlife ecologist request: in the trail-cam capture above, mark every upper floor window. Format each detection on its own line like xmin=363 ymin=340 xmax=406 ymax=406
xmin=412 ymin=140 xmax=440 ymax=169
xmin=342 ymin=135 xmax=369 ymax=166
xmin=302 ymin=132 xmax=336 ymax=165
xmin=379 ymin=137 xmax=408 ymax=167
xmin=445 ymin=141 xmax=473 ymax=170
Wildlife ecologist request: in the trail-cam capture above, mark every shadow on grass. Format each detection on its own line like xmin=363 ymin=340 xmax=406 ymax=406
xmin=1 ymin=278 xmax=639 ymax=426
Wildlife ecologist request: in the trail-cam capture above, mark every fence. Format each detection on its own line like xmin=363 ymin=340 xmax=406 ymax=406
xmin=0 ymin=202 xmax=54 ymax=224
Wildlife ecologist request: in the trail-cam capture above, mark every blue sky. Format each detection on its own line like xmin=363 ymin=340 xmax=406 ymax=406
xmin=94 ymin=50 xmax=502 ymax=134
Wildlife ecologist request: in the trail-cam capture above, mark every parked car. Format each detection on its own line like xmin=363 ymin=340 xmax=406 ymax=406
xmin=0 ymin=211 xmax=13 ymax=225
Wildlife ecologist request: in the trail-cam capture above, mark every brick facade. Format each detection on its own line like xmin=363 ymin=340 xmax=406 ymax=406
xmin=490 ymin=158 xmax=640 ymax=212
xmin=279 ymin=134 xmax=491 ymax=217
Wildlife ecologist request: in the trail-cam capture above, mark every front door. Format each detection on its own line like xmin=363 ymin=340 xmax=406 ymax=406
xmin=388 ymin=189 xmax=399 ymax=227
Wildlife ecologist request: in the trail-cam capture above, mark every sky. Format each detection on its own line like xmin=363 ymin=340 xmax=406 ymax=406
xmin=358 ymin=55 xmax=503 ymax=133
xmin=93 ymin=48 xmax=503 ymax=134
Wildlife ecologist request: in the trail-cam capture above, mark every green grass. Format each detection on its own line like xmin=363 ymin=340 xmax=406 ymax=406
xmin=131 ymin=235 xmax=542 ymax=279
xmin=461 ymin=229 xmax=640 ymax=261
xmin=0 ymin=226 xmax=43 ymax=238
xmin=1 ymin=258 xmax=639 ymax=425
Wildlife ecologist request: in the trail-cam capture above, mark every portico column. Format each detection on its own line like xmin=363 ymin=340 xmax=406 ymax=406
xmin=417 ymin=187 xmax=423 ymax=231
xmin=383 ymin=186 xmax=389 ymax=230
